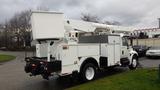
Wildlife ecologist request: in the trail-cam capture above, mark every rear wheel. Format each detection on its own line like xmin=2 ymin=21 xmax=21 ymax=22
xmin=80 ymin=63 xmax=97 ymax=81
xmin=129 ymin=56 xmax=138 ymax=70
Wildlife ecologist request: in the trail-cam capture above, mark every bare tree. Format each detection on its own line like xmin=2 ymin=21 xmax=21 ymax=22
xmin=81 ymin=13 xmax=100 ymax=23
xmin=81 ymin=13 xmax=121 ymax=25
xmin=103 ymin=21 xmax=121 ymax=25
xmin=3 ymin=8 xmax=50 ymax=50
xmin=4 ymin=10 xmax=32 ymax=49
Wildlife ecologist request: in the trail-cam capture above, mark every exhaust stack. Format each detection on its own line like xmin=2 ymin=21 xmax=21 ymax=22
xmin=158 ymin=18 xmax=160 ymax=28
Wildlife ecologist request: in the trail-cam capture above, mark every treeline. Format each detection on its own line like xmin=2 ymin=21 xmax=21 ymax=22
xmin=0 ymin=10 xmax=31 ymax=50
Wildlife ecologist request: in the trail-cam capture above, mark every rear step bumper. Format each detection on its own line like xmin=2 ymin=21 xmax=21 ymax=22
xmin=24 ymin=57 xmax=61 ymax=79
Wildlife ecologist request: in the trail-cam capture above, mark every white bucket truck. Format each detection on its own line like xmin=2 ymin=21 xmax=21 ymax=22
xmin=24 ymin=11 xmax=138 ymax=81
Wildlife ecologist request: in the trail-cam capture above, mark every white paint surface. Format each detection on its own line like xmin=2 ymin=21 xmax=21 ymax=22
xmin=31 ymin=11 xmax=65 ymax=40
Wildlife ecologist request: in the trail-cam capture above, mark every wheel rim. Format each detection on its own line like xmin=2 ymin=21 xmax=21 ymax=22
xmin=132 ymin=59 xmax=137 ymax=67
xmin=85 ymin=67 xmax=95 ymax=80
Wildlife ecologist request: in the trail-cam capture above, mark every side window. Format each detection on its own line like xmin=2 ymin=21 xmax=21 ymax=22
xmin=122 ymin=37 xmax=128 ymax=46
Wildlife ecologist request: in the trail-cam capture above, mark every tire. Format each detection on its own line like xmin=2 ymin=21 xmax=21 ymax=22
xmin=129 ymin=56 xmax=138 ymax=70
xmin=80 ymin=63 xmax=97 ymax=82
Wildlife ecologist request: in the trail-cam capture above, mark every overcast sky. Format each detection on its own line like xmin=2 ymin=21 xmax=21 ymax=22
xmin=0 ymin=0 xmax=160 ymax=29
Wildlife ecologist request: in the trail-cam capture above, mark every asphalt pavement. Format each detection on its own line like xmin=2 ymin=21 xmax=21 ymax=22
xmin=138 ymin=57 xmax=160 ymax=68
xmin=0 ymin=51 xmax=160 ymax=90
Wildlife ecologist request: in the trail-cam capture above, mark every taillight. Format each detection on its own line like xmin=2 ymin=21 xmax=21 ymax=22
xmin=31 ymin=64 xmax=36 ymax=69
xmin=32 ymin=64 xmax=36 ymax=67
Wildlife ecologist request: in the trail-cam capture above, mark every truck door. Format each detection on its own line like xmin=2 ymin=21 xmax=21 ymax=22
xmin=121 ymin=37 xmax=129 ymax=58
xmin=107 ymin=36 xmax=120 ymax=66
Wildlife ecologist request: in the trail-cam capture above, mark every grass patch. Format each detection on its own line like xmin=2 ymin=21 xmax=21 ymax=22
xmin=0 ymin=54 xmax=16 ymax=63
xmin=68 ymin=69 xmax=160 ymax=90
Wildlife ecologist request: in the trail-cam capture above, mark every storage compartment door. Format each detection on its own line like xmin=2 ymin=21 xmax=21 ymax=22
xmin=107 ymin=45 xmax=115 ymax=66
xmin=107 ymin=44 xmax=120 ymax=66
xmin=114 ymin=44 xmax=120 ymax=64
